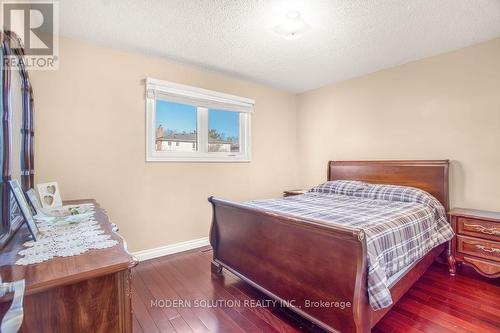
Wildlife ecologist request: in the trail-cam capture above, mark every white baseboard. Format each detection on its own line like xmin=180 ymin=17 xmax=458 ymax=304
xmin=133 ymin=237 xmax=210 ymax=262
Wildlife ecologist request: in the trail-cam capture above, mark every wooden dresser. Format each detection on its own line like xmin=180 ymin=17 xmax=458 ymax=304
xmin=448 ymin=208 xmax=500 ymax=278
xmin=0 ymin=200 xmax=138 ymax=332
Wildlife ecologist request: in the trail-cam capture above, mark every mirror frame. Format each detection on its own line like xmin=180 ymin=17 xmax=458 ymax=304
xmin=0 ymin=30 xmax=35 ymax=249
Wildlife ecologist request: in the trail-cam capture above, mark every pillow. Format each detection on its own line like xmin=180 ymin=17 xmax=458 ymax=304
xmin=308 ymin=180 xmax=369 ymax=196
xmin=309 ymin=181 xmax=446 ymax=220
xmin=354 ymin=184 xmax=447 ymax=220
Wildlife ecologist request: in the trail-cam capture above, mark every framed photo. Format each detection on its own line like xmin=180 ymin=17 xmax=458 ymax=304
xmin=26 ymin=188 xmax=42 ymax=215
xmin=37 ymin=181 xmax=63 ymax=209
xmin=9 ymin=180 xmax=39 ymax=240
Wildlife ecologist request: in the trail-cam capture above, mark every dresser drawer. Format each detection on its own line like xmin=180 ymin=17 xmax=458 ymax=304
xmin=457 ymin=235 xmax=500 ymax=262
xmin=457 ymin=217 xmax=500 ymax=241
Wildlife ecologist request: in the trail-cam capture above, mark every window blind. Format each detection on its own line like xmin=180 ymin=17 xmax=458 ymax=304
xmin=146 ymin=78 xmax=254 ymax=113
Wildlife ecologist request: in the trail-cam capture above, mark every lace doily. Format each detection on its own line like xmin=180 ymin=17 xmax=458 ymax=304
xmin=16 ymin=204 xmax=118 ymax=265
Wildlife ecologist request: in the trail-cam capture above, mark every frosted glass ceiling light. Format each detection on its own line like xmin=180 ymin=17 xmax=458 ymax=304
xmin=272 ymin=11 xmax=310 ymax=40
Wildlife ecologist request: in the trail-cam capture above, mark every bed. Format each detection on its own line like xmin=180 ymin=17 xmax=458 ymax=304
xmin=208 ymin=160 xmax=453 ymax=333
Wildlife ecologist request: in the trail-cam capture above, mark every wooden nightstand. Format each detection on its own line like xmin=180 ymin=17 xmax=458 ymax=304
xmin=283 ymin=189 xmax=308 ymax=197
xmin=448 ymin=208 xmax=500 ymax=278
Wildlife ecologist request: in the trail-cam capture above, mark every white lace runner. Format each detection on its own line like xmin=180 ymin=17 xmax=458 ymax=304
xmin=16 ymin=204 xmax=118 ymax=265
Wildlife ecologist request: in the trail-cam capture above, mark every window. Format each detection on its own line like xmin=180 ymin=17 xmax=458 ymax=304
xmin=146 ymin=78 xmax=253 ymax=162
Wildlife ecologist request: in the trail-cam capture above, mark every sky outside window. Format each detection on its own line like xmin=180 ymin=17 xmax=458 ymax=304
xmin=156 ymin=100 xmax=197 ymax=134
xmin=208 ymin=109 xmax=239 ymax=141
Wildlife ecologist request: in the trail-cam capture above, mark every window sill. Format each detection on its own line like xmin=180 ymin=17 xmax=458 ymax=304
xmin=146 ymin=155 xmax=251 ymax=163
xmin=146 ymin=159 xmax=251 ymax=163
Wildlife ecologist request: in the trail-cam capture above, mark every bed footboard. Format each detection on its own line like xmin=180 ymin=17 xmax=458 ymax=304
xmin=208 ymin=197 xmax=370 ymax=333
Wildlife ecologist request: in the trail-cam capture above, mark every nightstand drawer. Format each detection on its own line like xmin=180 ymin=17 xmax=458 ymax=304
xmin=457 ymin=235 xmax=500 ymax=263
xmin=462 ymin=256 xmax=500 ymax=276
xmin=457 ymin=217 xmax=500 ymax=241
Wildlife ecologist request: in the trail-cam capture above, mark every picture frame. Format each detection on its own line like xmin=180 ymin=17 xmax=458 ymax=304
xmin=26 ymin=188 xmax=42 ymax=215
xmin=37 ymin=181 xmax=63 ymax=209
xmin=9 ymin=180 xmax=39 ymax=241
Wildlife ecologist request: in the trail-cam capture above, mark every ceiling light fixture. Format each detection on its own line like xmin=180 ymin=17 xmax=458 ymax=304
xmin=272 ymin=11 xmax=310 ymax=40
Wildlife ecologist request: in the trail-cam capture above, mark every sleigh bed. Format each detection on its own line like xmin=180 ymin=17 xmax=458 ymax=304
xmin=208 ymin=160 xmax=451 ymax=333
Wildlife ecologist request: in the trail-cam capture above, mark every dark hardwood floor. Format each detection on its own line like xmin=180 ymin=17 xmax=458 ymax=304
xmin=132 ymin=247 xmax=500 ymax=333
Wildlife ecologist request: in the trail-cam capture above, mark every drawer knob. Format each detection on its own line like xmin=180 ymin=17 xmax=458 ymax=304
xmin=475 ymin=244 xmax=500 ymax=254
xmin=464 ymin=223 xmax=500 ymax=236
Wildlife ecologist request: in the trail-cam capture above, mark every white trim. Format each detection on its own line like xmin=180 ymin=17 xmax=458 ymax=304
xmin=146 ymin=155 xmax=251 ymax=163
xmin=198 ymin=106 xmax=209 ymax=154
xmin=146 ymin=77 xmax=255 ymax=113
xmin=132 ymin=237 xmax=210 ymax=262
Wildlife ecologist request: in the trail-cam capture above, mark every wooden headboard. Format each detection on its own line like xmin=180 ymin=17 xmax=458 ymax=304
xmin=328 ymin=160 xmax=449 ymax=211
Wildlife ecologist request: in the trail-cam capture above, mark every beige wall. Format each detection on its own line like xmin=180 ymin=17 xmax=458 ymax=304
xmin=297 ymin=38 xmax=500 ymax=211
xmin=30 ymin=37 xmax=299 ymax=251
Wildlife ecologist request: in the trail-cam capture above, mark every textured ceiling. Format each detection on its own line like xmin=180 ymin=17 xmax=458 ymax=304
xmin=59 ymin=0 xmax=500 ymax=93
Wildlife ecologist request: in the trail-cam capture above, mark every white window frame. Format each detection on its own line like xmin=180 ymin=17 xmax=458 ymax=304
xmin=146 ymin=78 xmax=253 ymax=162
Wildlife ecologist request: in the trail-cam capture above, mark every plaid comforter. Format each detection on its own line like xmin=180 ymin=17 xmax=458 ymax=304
xmin=244 ymin=181 xmax=454 ymax=310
